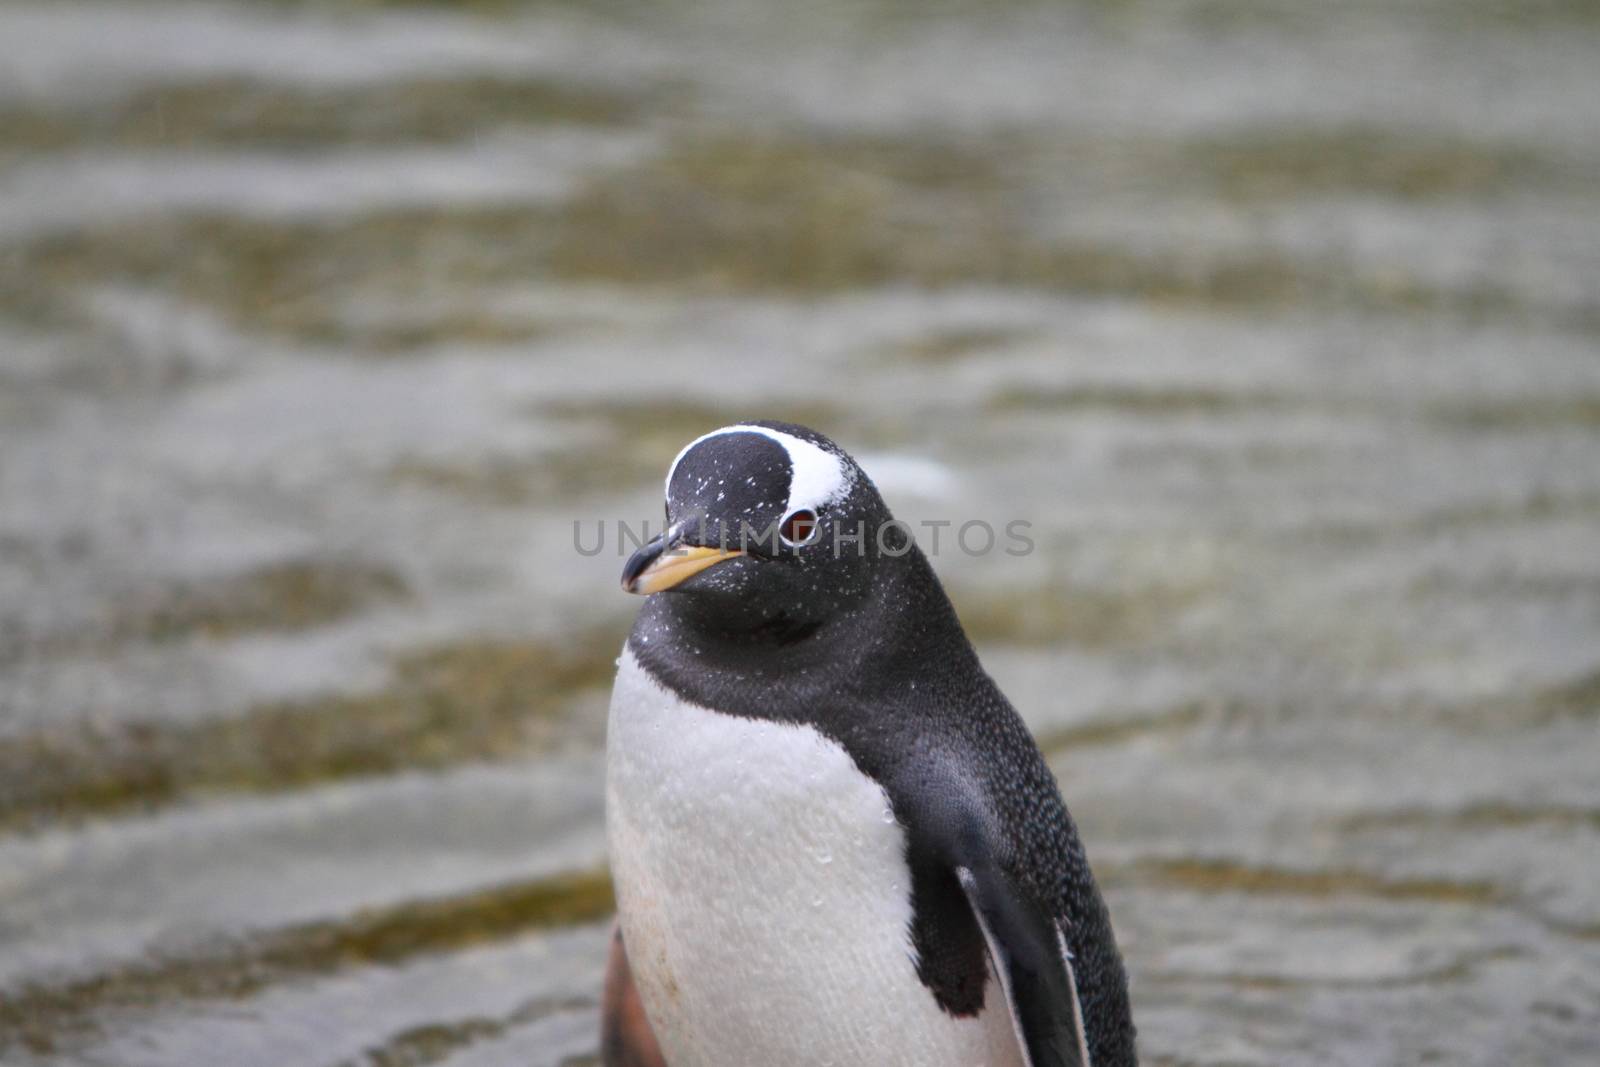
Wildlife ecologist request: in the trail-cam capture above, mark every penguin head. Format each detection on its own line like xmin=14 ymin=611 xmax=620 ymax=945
xmin=621 ymin=422 xmax=896 ymax=632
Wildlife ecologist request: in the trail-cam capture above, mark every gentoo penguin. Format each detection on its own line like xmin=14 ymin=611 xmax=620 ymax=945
xmin=603 ymin=422 xmax=1136 ymax=1067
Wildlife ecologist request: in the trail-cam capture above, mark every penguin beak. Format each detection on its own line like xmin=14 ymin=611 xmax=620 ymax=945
xmin=621 ymin=532 xmax=744 ymax=595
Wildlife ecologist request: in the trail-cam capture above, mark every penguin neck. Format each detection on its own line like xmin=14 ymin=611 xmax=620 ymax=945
xmin=629 ymin=546 xmax=976 ymax=711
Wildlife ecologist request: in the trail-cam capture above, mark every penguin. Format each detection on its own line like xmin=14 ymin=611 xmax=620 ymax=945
xmin=602 ymin=421 xmax=1137 ymax=1067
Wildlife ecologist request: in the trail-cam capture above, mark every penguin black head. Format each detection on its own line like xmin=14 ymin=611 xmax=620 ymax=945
xmin=621 ymin=422 xmax=899 ymax=637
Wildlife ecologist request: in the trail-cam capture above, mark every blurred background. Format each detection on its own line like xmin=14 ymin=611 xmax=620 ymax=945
xmin=2 ymin=1 xmax=1598 ymax=1064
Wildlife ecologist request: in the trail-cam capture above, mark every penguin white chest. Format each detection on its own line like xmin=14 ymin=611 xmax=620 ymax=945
xmin=606 ymin=647 xmax=1023 ymax=1067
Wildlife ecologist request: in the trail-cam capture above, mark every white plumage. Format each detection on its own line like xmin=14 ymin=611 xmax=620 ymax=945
xmin=607 ymin=646 xmax=1025 ymax=1067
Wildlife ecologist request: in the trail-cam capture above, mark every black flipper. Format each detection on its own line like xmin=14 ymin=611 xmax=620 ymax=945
xmin=956 ymin=863 xmax=1092 ymax=1067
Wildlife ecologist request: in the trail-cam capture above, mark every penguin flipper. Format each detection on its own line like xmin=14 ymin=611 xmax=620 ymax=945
xmin=601 ymin=922 xmax=670 ymax=1067
xmin=956 ymin=864 xmax=1091 ymax=1067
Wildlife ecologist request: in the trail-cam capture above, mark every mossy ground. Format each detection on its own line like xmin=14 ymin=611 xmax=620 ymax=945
xmin=0 ymin=76 xmax=648 ymax=155
xmin=0 ymin=868 xmax=615 ymax=1056
xmin=10 ymin=118 xmax=1591 ymax=353
xmin=0 ymin=629 xmax=619 ymax=833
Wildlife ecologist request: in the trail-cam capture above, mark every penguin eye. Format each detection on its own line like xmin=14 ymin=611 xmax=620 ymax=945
xmin=778 ymin=508 xmax=819 ymax=548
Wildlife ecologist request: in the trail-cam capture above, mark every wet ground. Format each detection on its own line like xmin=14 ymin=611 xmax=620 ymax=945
xmin=2 ymin=1 xmax=1598 ymax=1064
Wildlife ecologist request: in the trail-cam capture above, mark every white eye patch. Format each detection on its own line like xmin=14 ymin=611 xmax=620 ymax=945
xmin=666 ymin=424 xmax=854 ymax=515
